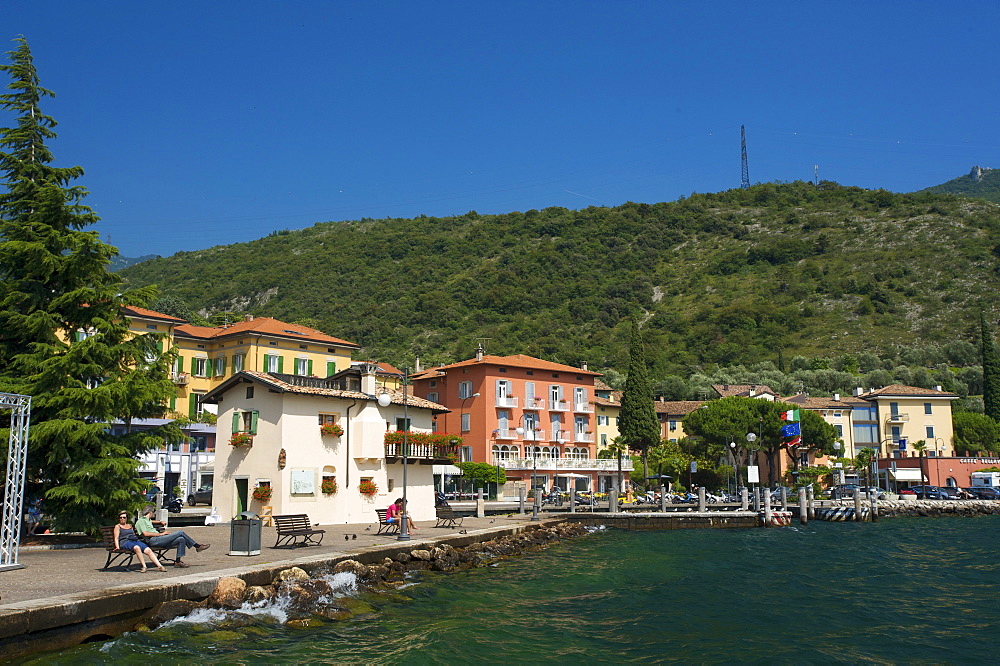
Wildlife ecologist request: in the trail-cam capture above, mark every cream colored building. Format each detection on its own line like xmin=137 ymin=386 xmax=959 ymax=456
xmin=859 ymin=384 xmax=958 ymax=459
xmin=203 ymin=365 xmax=451 ymax=525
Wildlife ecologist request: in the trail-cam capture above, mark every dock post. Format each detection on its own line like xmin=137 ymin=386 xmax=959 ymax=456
xmin=780 ymin=487 xmax=788 ymax=510
xmin=570 ymin=487 xmax=576 ymax=513
xmin=752 ymin=487 xmax=761 ymax=512
xmin=477 ymin=488 xmax=486 ymax=518
xmin=853 ymin=488 xmax=863 ymax=522
xmin=807 ymin=485 xmax=815 ymax=519
xmin=660 ymin=485 xmax=667 ymax=513
xmin=609 ymin=489 xmax=618 ymax=514
xmin=698 ymin=487 xmax=706 ymax=512
xmin=870 ymin=493 xmax=878 ymax=522
xmin=740 ymin=487 xmax=749 ymax=511
xmin=764 ymin=489 xmax=773 ymax=526
xmin=518 ymin=487 xmax=526 ymax=515
xmin=798 ymin=488 xmax=808 ymax=525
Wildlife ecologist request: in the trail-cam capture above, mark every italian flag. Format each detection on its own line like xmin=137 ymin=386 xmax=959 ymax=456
xmin=781 ymin=408 xmax=800 ymax=422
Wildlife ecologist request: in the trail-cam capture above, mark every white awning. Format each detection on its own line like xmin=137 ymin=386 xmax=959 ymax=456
xmin=433 ymin=465 xmax=463 ymax=476
xmin=555 ymin=473 xmax=590 ymax=478
xmin=198 ymin=464 xmax=214 ymax=473
xmin=889 ymin=468 xmax=925 ymax=481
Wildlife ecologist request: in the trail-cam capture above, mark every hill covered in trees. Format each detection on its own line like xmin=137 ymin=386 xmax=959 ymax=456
xmin=919 ymin=166 xmax=1000 ymax=204
xmin=120 ymin=182 xmax=1000 ymax=385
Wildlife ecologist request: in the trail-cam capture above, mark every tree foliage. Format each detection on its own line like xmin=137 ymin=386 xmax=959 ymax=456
xmin=617 ymin=320 xmax=661 ymax=483
xmin=982 ymin=312 xmax=1000 ymax=421
xmin=952 ymin=411 xmax=1000 ymax=454
xmin=0 ymin=38 xmax=181 ymax=534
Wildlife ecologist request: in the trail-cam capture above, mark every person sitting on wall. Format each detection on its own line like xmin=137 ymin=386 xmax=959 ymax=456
xmin=114 ymin=510 xmax=167 ymax=572
xmin=386 ymin=497 xmax=418 ymax=531
xmin=135 ymin=505 xmax=210 ymax=568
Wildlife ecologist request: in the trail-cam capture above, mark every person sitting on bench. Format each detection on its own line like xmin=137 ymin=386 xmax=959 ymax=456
xmin=386 ymin=497 xmax=418 ymax=532
xmin=114 ymin=510 xmax=167 ymax=572
xmin=135 ymin=505 xmax=210 ymax=568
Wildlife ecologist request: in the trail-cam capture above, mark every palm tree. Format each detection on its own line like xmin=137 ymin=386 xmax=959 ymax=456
xmin=912 ymin=439 xmax=928 ymax=489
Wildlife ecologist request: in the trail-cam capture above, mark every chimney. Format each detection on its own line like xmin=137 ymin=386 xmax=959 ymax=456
xmin=853 ymin=387 xmax=863 ymax=397
xmin=475 ymin=343 xmax=484 ymax=362
xmin=749 ymin=385 xmax=756 ymax=397
xmin=360 ymin=363 xmax=378 ymax=394
xmin=415 ymin=357 xmax=422 ymax=373
xmin=581 ymin=361 xmax=588 ymax=371
xmin=934 ymin=385 xmax=942 ymax=392
xmin=244 ymin=314 xmax=254 ymax=322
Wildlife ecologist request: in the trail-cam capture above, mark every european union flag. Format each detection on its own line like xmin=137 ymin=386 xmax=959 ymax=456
xmin=781 ymin=422 xmax=801 ymax=437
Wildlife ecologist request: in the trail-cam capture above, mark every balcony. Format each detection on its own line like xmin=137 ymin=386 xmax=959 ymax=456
xmin=524 ymin=397 xmax=546 ymax=410
xmin=494 ymin=457 xmax=634 ymax=472
xmin=886 ymin=413 xmax=909 ymax=423
xmin=494 ymin=428 xmax=518 ymax=440
xmin=383 ymin=432 xmax=463 ymax=463
xmin=172 ymin=373 xmax=190 ymax=386
xmin=549 ymin=400 xmax=570 ymax=412
xmin=573 ymin=402 xmax=593 ymax=414
xmin=574 ymin=432 xmax=594 ymax=443
xmin=520 ymin=429 xmax=546 ymax=441
xmin=496 ymin=396 xmax=518 ymax=409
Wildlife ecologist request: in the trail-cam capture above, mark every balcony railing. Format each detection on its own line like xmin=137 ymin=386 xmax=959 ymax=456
xmin=496 ymin=396 xmax=518 ymax=408
xmin=573 ymin=403 xmax=593 ymax=413
xmin=886 ymin=413 xmax=909 ymax=423
xmin=549 ymin=400 xmax=570 ymax=412
xmin=171 ymin=373 xmax=190 ymax=385
xmin=524 ymin=397 xmax=546 ymax=410
xmin=574 ymin=432 xmax=594 ymax=443
xmin=494 ymin=457 xmax=634 ymax=472
xmin=384 ymin=441 xmax=460 ymax=462
xmin=494 ymin=428 xmax=518 ymax=440
xmin=521 ymin=429 xmax=546 ymax=441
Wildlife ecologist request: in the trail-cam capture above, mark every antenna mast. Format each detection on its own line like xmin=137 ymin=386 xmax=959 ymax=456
xmin=740 ymin=125 xmax=750 ymax=190
xmin=814 ymin=164 xmax=819 ymax=185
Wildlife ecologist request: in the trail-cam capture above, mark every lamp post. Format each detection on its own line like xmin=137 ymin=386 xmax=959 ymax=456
xmin=833 ymin=441 xmax=842 ymax=485
xmin=515 ymin=414 xmax=540 ymax=521
xmin=729 ymin=441 xmax=739 ymax=495
xmin=378 ymin=366 xmax=410 ymax=542
xmin=934 ymin=437 xmax=945 ymax=487
xmin=745 ymin=431 xmax=758 ymax=495
xmin=460 ymin=392 xmax=480 ymax=432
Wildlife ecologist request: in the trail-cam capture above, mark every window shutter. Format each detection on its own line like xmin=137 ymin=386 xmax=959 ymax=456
xmin=307 ymin=359 xmax=313 ymax=376
xmin=220 ymin=356 xmax=227 ymax=376
xmin=263 ymin=354 xmax=271 ymax=371
xmin=277 ymin=356 xmax=284 ymax=373
xmin=326 ymin=361 xmax=336 ymax=377
xmin=190 ymin=357 xmax=198 ymax=375
xmin=232 ymin=412 xmax=241 ymax=434
xmin=170 ymin=396 xmax=176 ymax=410
xmin=250 ymin=410 xmax=259 ymax=434
xmin=189 ymin=393 xmax=198 ymax=418
xmin=158 ymin=340 xmax=164 ymax=353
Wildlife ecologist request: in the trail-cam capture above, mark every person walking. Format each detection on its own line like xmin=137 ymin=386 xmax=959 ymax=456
xmin=135 ymin=505 xmax=210 ymax=568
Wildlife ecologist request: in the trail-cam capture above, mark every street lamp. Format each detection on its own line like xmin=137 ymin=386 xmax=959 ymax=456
xmin=934 ymin=437 xmax=945 ymax=487
xmin=729 ymin=441 xmax=739 ymax=495
xmin=378 ymin=366 xmax=411 ymax=541
xmin=460 ymin=392 xmax=480 ymax=432
xmin=515 ymin=415 xmax=540 ymax=521
xmin=833 ymin=441 xmax=843 ymax=485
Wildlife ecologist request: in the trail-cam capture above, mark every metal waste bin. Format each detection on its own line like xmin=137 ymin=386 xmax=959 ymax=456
xmin=229 ymin=511 xmax=261 ymax=556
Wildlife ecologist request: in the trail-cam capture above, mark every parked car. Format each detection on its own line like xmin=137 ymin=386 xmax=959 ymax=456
xmin=860 ymin=486 xmax=886 ymax=500
xmin=186 ymin=485 xmax=213 ymax=506
xmin=938 ymin=486 xmax=963 ymax=500
xmin=908 ymin=485 xmax=951 ymax=500
xmin=965 ymin=486 xmax=1000 ymax=500
xmin=829 ymin=484 xmax=861 ymax=499
xmin=898 ymin=487 xmax=916 ymax=496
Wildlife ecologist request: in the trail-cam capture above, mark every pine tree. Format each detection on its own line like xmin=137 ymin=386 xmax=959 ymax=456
xmin=983 ymin=311 xmax=1000 ymax=422
xmin=0 ymin=37 xmax=181 ymax=533
xmin=617 ymin=319 xmax=661 ymax=488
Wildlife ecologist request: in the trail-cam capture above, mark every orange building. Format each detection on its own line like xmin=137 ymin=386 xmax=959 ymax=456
xmin=411 ymin=348 xmax=630 ymax=493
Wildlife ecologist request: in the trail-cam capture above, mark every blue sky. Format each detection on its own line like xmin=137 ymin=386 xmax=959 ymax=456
xmin=6 ymin=2 xmax=999 ymax=257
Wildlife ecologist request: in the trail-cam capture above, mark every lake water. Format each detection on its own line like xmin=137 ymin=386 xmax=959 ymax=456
xmin=19 ymin=516 xmax=1000 ymax=664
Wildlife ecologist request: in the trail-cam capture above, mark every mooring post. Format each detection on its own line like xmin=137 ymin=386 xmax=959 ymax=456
xmin=798 ymin=488 xmax=808 ymax=525
xmin=752 ymin=487 xmax=761 ymax=512
xmin=698 ymin=487 xmax=706 ymax=512
xmin=870 ymin=492 xmax=879 ymax=522
xmin=807 ymin=485 xmax=815 ymax=519
xmin=740 ymin=487 xmax=749 ymax=511
xmin=660 ymin=485 xmax=667 ymax=512
xmin=477 ymin=488 xmax=486 ymax=518
xmin=780 ymin=487 xmax=788 ymax=510
xmin=570 ymin=487 xmax=576 ymax=513
xmin=518 ymin=486 xmax=526 ymax=515
xmin=609 ymin=489 xmax=618 ymax=514
xmin=853 ymin=488 xmax=863 ymax=522
xmin=763 ymin=488 xmax=773 ymax=526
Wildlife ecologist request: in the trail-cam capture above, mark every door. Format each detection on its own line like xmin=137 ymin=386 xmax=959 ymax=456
xmin=235 ymin=478 xmax=249 ymax=517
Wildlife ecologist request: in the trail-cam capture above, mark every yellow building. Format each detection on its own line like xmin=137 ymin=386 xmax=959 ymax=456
xmin=122 ymin=307 xmax=360 ymax=418
xmin=593 ymin=379 xmax=621 ymax=451
xmin=858 ymin=384 xmax=958 ymax=459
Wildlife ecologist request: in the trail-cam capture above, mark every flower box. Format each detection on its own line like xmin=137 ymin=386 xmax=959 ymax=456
xmin=230 ymin=432 xmax=254 ymax=447
xmin=322 ymin=478 xmax=338 ymax=495
xmin=252 ymin=485 xmax=272 ymax=502
xmin=320 ymin=423 xmax=344 ymax=437
xmin=358 ymin=479 xmax=378 ymax=496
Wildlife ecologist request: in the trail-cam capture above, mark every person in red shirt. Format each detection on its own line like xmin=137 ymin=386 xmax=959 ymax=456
xmin=386 ymin=497 xmax=418 ymax=531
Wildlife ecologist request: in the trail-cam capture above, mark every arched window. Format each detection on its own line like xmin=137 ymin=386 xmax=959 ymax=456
xmin=492 ymin=444 xmax=519 ymax=461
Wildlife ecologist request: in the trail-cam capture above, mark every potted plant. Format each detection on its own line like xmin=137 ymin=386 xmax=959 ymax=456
xmin=320 ymin=423 xmax=344 ymax=437
xmin=358 ymin=479 xmax=378 ymax=496
xmin=230 ymin=432 xmax=254 ymax=447
xmin=251 ymin=484 xmax=272 ymax=502
xmin=321 ymin=478 xmax=338 ymax=495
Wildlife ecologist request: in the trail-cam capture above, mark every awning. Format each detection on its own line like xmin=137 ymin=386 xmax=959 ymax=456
xmin=198 ymin=464 xmax=214 ymax=473
xmin=555 ymin=473 xmax=590 ymax=478
xmin=432 ymin=464 xmax=463 ymax=476
xmin=889 ymin=468 xmax=925 ymax=481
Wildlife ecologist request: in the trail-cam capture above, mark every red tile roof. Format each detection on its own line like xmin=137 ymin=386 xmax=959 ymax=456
xmin=122 ymin=305 xmax=186 ymax=323
xmin=711 ymin=384 xmax=778 ymax=398
xmin=859 ymin=384 xmax=959 ymax=399
xmin=432 ymin=354 xmax=601 ymax=376
xmin=174 ymin=316 xmax=358 ymax=348
xmin=224 ymin=371 xmax=447 ymax=411
xmin=654 ymin=400 xmax=706 ymax=415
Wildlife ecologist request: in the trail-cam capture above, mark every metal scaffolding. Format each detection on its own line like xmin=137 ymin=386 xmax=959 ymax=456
xmin=1 ymin=392 xmax=31 ymax=572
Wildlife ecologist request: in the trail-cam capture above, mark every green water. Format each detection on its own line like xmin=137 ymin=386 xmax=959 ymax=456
xmin=21 ymin=517 xmax=1000 ymax=664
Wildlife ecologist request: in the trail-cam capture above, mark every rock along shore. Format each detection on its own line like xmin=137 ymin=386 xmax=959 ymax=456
xmin=875 ymin=498 xmax=1000 ymax=519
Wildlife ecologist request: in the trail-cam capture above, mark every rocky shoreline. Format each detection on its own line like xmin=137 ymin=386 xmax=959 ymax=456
xmin=134 ymin=522 xmax=589 ymax=632
xmin=876 ymin=499 xmax=1000 ymax=519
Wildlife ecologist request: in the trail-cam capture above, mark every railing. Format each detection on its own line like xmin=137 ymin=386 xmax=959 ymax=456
xmin=549 ymin=400 xmax=569 ymax=412
xmin=496 ymin=396 xmax=518 ymax=408
xmin=573 ymin=403 xmax=593 ymax=413
xmin=574 ymin=432 xmax=594 ymax=443
xmin=521 ymin=429 xmax=545 ymax=441
xmin=886 ymin=413 xmax=909 ymax=423
xmin=384 ymin=442 xmax=459 ymax=461
xmin=494 ymin=428 xmax=518 ymax=440
xmin=524 ymin=397 xmax=546 ymax=410
xmin=494 ymin=457 xmax=634 ymax=471
xmin=171 ymin=373 xmax=190 ymax=385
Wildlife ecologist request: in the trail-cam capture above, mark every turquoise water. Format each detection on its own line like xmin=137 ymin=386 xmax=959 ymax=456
xmin=21 ymin=517 xmax=1000 ymax=664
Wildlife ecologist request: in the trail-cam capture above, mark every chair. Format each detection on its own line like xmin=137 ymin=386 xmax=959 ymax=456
xmin=259 ymin=505 xmax=274 ymax=527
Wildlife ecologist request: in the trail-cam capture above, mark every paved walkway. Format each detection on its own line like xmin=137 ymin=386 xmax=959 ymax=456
xmin=1 ymin=514 xmax=536 ymax=607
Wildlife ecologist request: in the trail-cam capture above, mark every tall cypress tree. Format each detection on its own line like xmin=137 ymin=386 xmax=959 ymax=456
xmin=0 ymin=37 xmax=180 ymax=533
xmin=617 ymin=319 xmax=661 ymax=489
xmin=983 ymin=311 xmax=1000 ymax=422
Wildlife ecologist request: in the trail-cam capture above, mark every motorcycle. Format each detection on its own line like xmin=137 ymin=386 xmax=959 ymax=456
xmin=164 ymin=496 xmax=184 ymax=514
xmin=671 ymin=492 xmax=698 ymax=504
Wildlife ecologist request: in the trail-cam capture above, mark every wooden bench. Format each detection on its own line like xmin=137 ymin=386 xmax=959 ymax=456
xmin=435 ymin=507 xmax=463 ymax=529
xmin=272 ymin=514 xmax=326 ymax=548
xmin=99 ymin=525 xmax=176 ymax=571
xmin=375 ymin=509 xmax=399 ymax=535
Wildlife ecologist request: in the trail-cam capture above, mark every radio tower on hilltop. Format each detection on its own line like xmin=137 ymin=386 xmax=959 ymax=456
xmin=740 ymin=125 xmax=750 ymax=190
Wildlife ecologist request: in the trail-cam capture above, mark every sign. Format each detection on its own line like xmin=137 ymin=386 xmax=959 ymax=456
xmin=747 ymin=466 xmax=760 ymax=483
xmin=290 ymin=469 xmax=315 ymax=494
xmin=689 ymin=461 xmax=697 ymax=473
xmin=898 ymin=438 xmax=907 ymax=451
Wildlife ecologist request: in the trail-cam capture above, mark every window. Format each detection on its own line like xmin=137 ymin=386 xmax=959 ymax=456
xmin=889 ymin=402 xmax=899 ymax=416
xmin=295 ymin=357 xmax=312 ymax=376
xmin=214 ymin=356 xmax=226 ymax=377
xmin=461 ymin=446 xmax=473 ymax=462
xmin=598 ymin=415 xmax=609 ymax=426
xmin=601 ymin=433 xmax=607 ymax=446
xmin=496 ymin=379 xmax=512 ymax=398
xmin=265 ymin=354 xmax=282 ymax=373
xmin=429 ymin=380 xmax=437 ymax=388
xmin=835 ymin=424 xmax=843 ymax=436
xmin=461 ymin=413 xmax=470 ymax=432
xmin=246 ymin=386 xmax=254 ymax=399
xmin=668 ymin=420 xmax=677 ymax=431
xmin=550 ymin=385 xmax=564 ymax=405
xmin=233 ymin=354 xmax=245 ymax=373
xmin=926 ymin=426 xmax=935 ymax=439
xmin=146 ymin=324 xmax=158 ymax=330
xmin=833 ymin=411 xmax=842 ymax=418
xmin=193 ymin=357 xmax=208 ymax=377
xmin=318 ymin=413 xmax=340 ymax=426
xmin=924 ymin=403 xmax=932 ymax=415
xmin=459 ymin=381 xmax=473 ymax=399
xmin=395 ymin=417 xmax=411 ymax=432
xmin=232 ymin=409 xmax=258 ymax=434
xmin=427 ymin=392 xmax=439 ymax=403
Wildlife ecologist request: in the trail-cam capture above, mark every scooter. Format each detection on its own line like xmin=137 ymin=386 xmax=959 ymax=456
xmin=165 ymin=496 xmax=184 ymax=513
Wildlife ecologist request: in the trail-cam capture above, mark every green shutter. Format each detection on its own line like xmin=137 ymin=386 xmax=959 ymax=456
xmin=190 ymin=357 xmax=197 ymax=375
xmin=169 ymin=396 xmax=176 ymax=410
xmin=326 ymin=361 xmax=336 ymax=377
xmin=307 ymin=359 xmax=313 ymax=376
xmin=277 ymin=356 xmax=284 ymax=373
xmin=232 ymin=412 xmax=241 ymax=434
xmin=158 ymin=340 xmax=164 ymax=353
xmin=220 ymin=356 xmax=227 ymax=375
xmin=250 ymin=410 xmax=259 ymax=435
xmin=189 ymin=393 xmax=198 ymax=418
xmin=176 ymin=356 xmax=184 ymax=373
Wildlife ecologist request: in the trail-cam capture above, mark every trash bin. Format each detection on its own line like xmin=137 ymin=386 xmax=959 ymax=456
xmin=229 ymin=511 xmax=261 ymax=556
